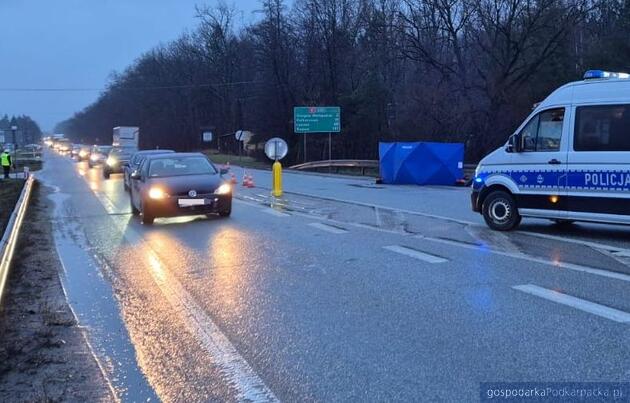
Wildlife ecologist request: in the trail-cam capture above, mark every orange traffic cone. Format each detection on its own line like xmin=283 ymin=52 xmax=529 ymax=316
xmin=242 ymin=171 xmax=249 ymax=187
xmin=230 ymin=173 xmax=237 ymax=184
xmin=247 ymin=174 xmax=255 ymax=188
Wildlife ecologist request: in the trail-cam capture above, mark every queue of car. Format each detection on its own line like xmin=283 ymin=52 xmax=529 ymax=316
xmin=50 ymin=140 xmax=233 ymax=225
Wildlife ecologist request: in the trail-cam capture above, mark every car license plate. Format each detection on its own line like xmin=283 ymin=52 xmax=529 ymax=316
xmin=178 ymin=199 xmax=207 ymax=207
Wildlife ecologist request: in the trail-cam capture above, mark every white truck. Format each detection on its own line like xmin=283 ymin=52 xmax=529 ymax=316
xmin=112 ymin=126 xmax=139 ymax=149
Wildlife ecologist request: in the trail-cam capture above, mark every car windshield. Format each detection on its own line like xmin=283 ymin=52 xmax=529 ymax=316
xmin=132 ymin=151 xmax=171 ymax=165
xmin=97 ymin=146 xmax=112 ymax=153
xmin=148 ymin=156 xmax=216 ymax=177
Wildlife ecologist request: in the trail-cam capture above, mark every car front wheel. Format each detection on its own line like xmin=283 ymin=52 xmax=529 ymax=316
xmin=482 ymin=190 xmax=521 ymax=231
xmin=130 ymin=196 xmax=139 ymax=216
xmin=141 ymin=200 xmax=155 ymax=225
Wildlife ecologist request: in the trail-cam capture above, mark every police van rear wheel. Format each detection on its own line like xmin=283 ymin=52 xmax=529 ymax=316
xmin=483 ymin=191 xmax=521 ymax=231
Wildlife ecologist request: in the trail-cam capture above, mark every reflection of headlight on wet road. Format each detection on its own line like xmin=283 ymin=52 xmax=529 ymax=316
xmin=149 ymin=187 xmax=167 ymax=199
xmin=214 ymin=183 xmax=231 ymax=195
xmin=106 ymin=157 xmax=117 ymax=167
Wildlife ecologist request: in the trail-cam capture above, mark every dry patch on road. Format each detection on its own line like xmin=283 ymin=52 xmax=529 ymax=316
xmin=0 ymin=183 xmax=114 ymax=402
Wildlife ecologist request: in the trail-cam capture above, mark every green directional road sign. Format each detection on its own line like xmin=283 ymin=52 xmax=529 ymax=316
xmin=294 ymin=106 xmax=341 ymax=133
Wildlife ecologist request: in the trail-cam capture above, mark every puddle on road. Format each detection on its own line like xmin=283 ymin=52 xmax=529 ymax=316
xmin=48 ymin=189 xmax=159 ymax=402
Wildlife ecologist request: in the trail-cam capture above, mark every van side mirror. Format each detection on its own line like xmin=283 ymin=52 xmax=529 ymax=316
xmin=131 ymin=171 xmax=142 ymax=180
xmin=219 ymin=167 xmax=229 ymax=175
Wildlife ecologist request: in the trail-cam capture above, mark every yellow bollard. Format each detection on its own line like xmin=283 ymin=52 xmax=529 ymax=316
xmin=272 ymin=160 xmax=283 ymax=197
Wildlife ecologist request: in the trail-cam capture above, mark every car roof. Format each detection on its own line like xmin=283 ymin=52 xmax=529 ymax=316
xmin=143 ymin=152 xmax=206 ymax=160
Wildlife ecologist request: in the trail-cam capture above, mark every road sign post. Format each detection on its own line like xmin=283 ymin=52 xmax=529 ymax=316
xmin=293 ymin=107 xmax=341 ymax=163
xmin=264 ymin=138 xmax=288 ymax=198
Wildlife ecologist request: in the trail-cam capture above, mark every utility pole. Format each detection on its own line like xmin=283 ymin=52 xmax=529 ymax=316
xmin=11 ymin=125 xmax=17 ymax=149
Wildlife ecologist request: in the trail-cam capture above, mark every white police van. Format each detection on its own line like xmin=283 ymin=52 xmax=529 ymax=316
xmin=472 ymin=70 xmax=630 ymax=230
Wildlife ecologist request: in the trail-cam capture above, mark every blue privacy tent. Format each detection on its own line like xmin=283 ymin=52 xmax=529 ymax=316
xmin=379 ymin=142 xmax=464 ymax=185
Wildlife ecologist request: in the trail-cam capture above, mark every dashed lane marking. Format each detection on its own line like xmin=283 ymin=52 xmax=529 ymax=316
xmin=417 ymin=235 xmax=630 ymax=283
xmin=260 ymin=208 xmax=290 ymax=217
xmin=308 ymin=222 xmax=348 ymax=234
xmin=513 ymin=284 xmax=630 ymax=323
xmin=383 ymin=245 xmax=448 ymax=264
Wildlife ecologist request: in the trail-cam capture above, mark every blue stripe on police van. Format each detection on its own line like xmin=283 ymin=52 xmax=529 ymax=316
xmin=479 ymin=170 xmax=630 ymax=191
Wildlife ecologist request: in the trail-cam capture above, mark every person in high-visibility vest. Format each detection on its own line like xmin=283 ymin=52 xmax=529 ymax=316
xmin=1 ymin=150 xmax=12 ymax=179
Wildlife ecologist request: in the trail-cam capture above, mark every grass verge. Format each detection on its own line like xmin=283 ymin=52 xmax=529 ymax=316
xmin=0 ymin=179 xmax=25 ymax=234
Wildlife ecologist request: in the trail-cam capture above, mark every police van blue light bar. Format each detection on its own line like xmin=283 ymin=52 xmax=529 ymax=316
xmin=584 ymin=70 xmax=630 ymax=80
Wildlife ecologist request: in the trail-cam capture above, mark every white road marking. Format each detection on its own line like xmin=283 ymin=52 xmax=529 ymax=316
xmin=238 ymin=192 xmax=630 ymax=282
xmin=243 ymin=182 xmax=630 ymax=261
xmin=516 ymin=231 xmax=630 ymax=255
xmin=417 ymin=235 xmax=630 ymax=283
xmin=308 ymin=222 xmax=348 ymax=234
xmin=261 ymin=208 xmax=290 ymax=217
xmin=383 ymin=245 xmax=448 ymax=264
xmin=83 ymin=175 xmax=279 ymax=402
xmin=513 ymin=284 xmax=630 ymax=323
xmin=272 ymin=190 xmax=477 ymax=226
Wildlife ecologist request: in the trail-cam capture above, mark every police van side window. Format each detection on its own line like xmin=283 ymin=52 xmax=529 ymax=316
xmin=574 ymin=105 xmax=630 ymax=151
xmin=520 ymin=108 xmax=564 ymax=152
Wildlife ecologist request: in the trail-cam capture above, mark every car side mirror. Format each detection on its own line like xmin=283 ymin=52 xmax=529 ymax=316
xmin=219 ymin=167 xmax=229 ymax=175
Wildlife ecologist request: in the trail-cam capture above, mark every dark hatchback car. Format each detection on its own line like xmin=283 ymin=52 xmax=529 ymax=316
xmin=123 ymin=149 xmax=174 ymax=191
xmin=103 ymin=146 xmax=137 ymax=179
xmin=129 ymin=153 xmax=231 ymax=225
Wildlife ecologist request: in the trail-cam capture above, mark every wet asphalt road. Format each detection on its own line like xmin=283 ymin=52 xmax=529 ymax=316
xmin=38 ymin=151 xmax=630 ymax=402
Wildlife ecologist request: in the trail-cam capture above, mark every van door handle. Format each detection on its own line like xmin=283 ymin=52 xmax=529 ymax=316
xmin=548 ymin=159 xmax=562 ymax=165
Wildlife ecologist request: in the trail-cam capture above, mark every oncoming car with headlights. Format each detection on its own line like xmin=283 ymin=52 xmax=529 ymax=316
xmin=103 ymin=146 xmax=137 ymax=179
xmin=124 ymin=149 xmax=175 ymax=191
xmin=129 ymin=153 xmax=231 ymax=224
xmin=88 ymin=145 xmax=113 ymax=168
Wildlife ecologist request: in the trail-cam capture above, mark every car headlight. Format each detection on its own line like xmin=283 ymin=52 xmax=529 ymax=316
xmin=90 ymin=154 xmax=98 ymax=161
xmin=79 ymin=150 xmax=88 ymax=157
xmin=148 ymin=187 xmax=167 ymax=199
xmin=106 ymin=157 xmax=117 ymax=167
xmin=214 ymin=183 xmax=231 ymax=195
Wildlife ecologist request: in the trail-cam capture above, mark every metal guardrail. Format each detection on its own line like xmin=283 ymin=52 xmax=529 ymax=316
xmin=0 ymin=176 xmax=34 ymax=306
xmin=289 ymin=160 xmax=477 ymax=178
xmin=15 ymin=150 xmax=43 ymax=162
xmin=290 ymin=160 xmax=380 ymax=175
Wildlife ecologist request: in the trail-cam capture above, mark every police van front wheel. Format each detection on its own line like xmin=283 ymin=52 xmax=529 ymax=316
xmin=482 ymin=191 xmax=521 ymax=231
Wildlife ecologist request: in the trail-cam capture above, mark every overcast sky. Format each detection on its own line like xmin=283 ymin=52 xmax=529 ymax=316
xmin=0 ymin=0 xmax=260 ymax=131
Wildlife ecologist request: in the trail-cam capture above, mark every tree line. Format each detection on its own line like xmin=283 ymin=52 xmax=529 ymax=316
xmin=55 ymin=0 xmax=630 ymax=163
xmin=0 ymin=115 xmax=42 ymax=146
